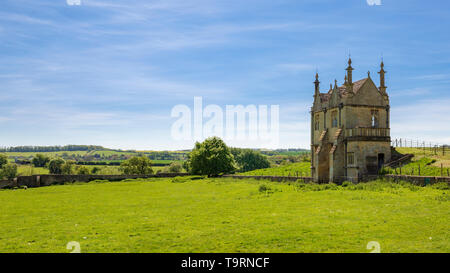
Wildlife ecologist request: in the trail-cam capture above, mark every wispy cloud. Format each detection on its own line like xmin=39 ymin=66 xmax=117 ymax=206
xmin=390 ymin=87 xmax=431 ymax=97
xmin=0 ymin=12 xmax=53 ymax=25
xmin=409 ymin=73 xmax=450 ymax=82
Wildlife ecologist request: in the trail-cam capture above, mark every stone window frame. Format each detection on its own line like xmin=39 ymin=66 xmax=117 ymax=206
xmin=314 ymin=115 xmax=320 ymax=131
xmin=371 ymin=110 xmax=379 ymax=128
xmin=331 ymin=111 xmax=338 ymax=128
xmin=347 ymin=152 xmax=355 ymax=166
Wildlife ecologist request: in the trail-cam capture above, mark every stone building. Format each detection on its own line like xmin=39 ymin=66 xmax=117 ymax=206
xmin=310 ymin=58 xmax=391 ymax=183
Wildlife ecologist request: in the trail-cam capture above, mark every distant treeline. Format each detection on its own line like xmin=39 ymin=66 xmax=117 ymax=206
xmin=259 ymin=149 xmax=310 ymax=156
xmin=0 ymin=145 xmax=106 ymax=153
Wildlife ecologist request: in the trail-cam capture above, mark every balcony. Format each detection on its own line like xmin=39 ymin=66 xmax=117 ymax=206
xmin=345 ymin=127 xmax=390 ymax=139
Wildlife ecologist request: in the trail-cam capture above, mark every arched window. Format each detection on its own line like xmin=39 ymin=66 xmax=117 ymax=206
xmin=331 ymin=111 xmax=338 ymax=128
xmin=315 ymin=115 xmax=320 ymax=130
xmin=371 ymin=110 xmax=379 ymax=128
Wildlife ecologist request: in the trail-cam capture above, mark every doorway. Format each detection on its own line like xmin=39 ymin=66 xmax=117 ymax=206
xmin=378 ymin=153 xmax=385 ymax=171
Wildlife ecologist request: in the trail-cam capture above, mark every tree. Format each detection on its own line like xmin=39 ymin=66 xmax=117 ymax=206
xmin=32 ymin=154 xmax=50 ymax=167
xmin=48 ymin=158 xmax=65 ymax=174
xmin=168 ymin=162 xmax=183 ymax=173
xmin=61 ymin=161 xmax=76 ymax=175
xmin=120 ymin=156 xmax=153 ymax=175
xmin=0 ymin=154 xmax=8 ymax=169
xmin=188 ymin=137 xmax=235 ymax=177
xmin=1 ymin=163 xmax=18 ymax=180
xmin=234 ymin=149 xmax=271 ymax=172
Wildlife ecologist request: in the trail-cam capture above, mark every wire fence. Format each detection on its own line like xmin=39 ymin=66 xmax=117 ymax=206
xmin=391 ymin=138 xmax=449 ymax=156
xmin=389 ymin=164 xmax=450 ymax=177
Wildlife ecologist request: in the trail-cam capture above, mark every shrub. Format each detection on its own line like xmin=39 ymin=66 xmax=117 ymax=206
xmin=61 ymin=161 xmax=76 ymax=175
xmin=48 ymin=158 xmax=65 ymax=174
xmin=91 ymin=166 xmax=101 ymax=174
xmin=341 ymin=181 xmax=354 ymax=187
xmin=323 ymin=183 xmax=338 ymax=190
xmin=259 ymin=184 xmax=271 ymax=193
xmin=76 ymin=166 xmax=90 ymax=175
xmin=168 ymin=162 xmax=183 ymax=173
xmin=432 ymin=182 xmax=450 ymax=190
xmin=171 ymin=176 xmax=190 ymax=183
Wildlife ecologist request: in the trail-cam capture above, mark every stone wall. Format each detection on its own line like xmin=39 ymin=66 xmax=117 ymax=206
xmin=0 ymin=173 xmax=189 ymax=189
xmin=223 ymin=175 xmax=314 ymax=183
xmin=2 ymin=173 xmax=448 ymax=190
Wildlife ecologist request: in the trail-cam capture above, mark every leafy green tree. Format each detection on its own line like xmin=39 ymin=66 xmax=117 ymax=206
xmin=1 ymin=163 xmax=18 ymax=180
xmin=188 ymin=137 xmax=235 ymax=177
xmin=168 ymin=162 xmax=183 ymax=173
xmin=61 ymin=161 xmax=76 ymax=175
xmin=32 ymin=154 xmax=50 ymax=167
xmin=182 ymin=161 xmax=190 ymax=173
xmin=235 ymin=149 xmax=271 ymax=172
xmin=0 ymin=154 xmax=8 ymax=168
xmin=120 ymin=156 xmax=153 ymax=175
xmin=48 ymin=158 xmax=65 ymax=174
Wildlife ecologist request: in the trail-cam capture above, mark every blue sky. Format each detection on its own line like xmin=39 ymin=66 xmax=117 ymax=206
xmin=0 ymin=0 xmax=449 ymax=150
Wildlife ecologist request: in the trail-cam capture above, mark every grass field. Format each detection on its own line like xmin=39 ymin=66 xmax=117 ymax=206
xmin=385 ymin=157 xmax=450 ymax=176
xmin=0 ymin=177 xmax=448 ymax=253
xmin=385 ymin=148 xmax=450 ymax=177
xmin=395 ymin=147 xmax=450 ymax=168
xmin=241 ymin=162 xmax=311 ymax=176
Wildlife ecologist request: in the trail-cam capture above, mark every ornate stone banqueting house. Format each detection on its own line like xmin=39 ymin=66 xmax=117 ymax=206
xmin=311 ymin=58 xmax=391 ymax=183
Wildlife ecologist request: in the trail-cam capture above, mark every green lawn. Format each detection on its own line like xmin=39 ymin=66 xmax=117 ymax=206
xmin=0 ymin=177 xmax=448 ymax=253
xmin=241 ymin=162 xmax=311 ymax=176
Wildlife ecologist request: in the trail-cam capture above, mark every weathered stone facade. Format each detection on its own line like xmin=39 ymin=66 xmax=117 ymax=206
xmin=311 ymin=58 xmax=391 ymax=182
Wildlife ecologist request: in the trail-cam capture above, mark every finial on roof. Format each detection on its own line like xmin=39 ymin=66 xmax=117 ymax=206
xmin=346 ymin=56 xmax=354 ymax=85
xmin=334 ymin=79 xmax=337 ymax=88
xmin=368 ymin=71 xmax=371 ymax=78
xmin=314 ymin=72 xmax=320 ymax=95
xmin=378 ymin=60 xmax=387 ymax=93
